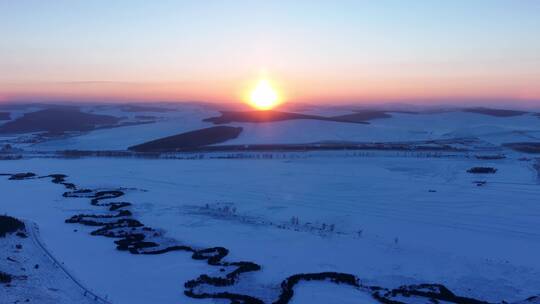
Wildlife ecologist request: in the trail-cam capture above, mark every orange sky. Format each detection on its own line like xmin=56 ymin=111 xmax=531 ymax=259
xmin=1 ymin=1 xmax=539 ymax=107
xmin=1 ymin=75 xmax=538 ymax=107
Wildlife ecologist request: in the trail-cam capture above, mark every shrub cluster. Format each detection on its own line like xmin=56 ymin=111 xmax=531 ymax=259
xmin=0 ymin=215 xmax=25 ymax=237
xmin=8 ymin=172 xmax=36 ymax=180
xmin=376 ymin=283 xmax=490 ymax=304
xmin=0 ymin=271 xmax=12 ymax=284
xmin=274 ymin=272 xmax=359 ymax=304
xmin=467 ymin=167 xmax=497 ymax=174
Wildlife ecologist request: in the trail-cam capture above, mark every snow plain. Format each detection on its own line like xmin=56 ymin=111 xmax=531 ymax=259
xmin=1 ymin=154 xmax=539 ymax=303
xmin=1 ymin=104 xmax=540 ymax=303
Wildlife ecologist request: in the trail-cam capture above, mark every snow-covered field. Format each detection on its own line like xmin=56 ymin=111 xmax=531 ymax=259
xmin=0 ymin=220 xmax=98 ymax=304
xmin=0 ymin=103 xmax=537 ymax=151
xmin=32 ymin=111 xmax=540 ymax=151
xmin=1 ymin=154 xmax=539 ymax=303
xmin=1 ymin=103 xmax=540 ymax=303
xmin=224 ymin=111 xmax=540 ymax=146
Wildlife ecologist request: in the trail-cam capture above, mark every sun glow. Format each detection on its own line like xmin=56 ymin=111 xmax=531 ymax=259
xmin=249 ymin=79 xmax=280 ymax=110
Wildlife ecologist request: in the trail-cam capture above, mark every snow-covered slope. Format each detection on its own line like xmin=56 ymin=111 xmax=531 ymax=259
xmin=15 ymin=105 xmax=537 ymax=151
xmin=224 ymin=111 xmax=540 ymax=145
xmin=0 ymin=219 xmax=98 ymax=304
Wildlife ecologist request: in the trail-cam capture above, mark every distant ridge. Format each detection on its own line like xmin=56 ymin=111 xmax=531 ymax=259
xmin=463 ymin=107 xmax=528 ymax=117
xmin=119 ymin=105 xmax=176 ymax=113
xmin=203 ymin=110 xmax=393 ymax=124
xmin=0 ymin=108 xmax=120 ymax=134
xmin=503 ymin=142 xmax=540 ymax=153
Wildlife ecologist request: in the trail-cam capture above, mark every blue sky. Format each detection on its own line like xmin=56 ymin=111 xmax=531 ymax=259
xmin=1 ymin=0 xmax=539 ymax=105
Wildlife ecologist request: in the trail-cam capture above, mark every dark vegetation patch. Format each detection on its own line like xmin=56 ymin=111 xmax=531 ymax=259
xmin=503 ymin=142 xmax=540 ymax=154
xmin=0 ymin=103 xmax=65 ymax=111
xmin=329 ymin=111 xmax=391 ymax=122
xmin=120 ymin=105 xmax=176 ymax=113
xmin=0 ymin=108 xmax=121 ymax=134
xmin=1 ymin=144 xmax=21 ymax=154
xmin=42 ymin=174 xmax=75 ymax=188
xmin=204 ymin=110 xmax=321 ymax=124
xmin=93 ymin=120 xmax=156 ymax=130
xmin=0 ymin=271 xmax=13 ymax=284
xmin=58 ymin=139 xmax=466 ymax=157
xmin=135 ymin=115 xmax=158 ymax=120
xmin=0 ymin=215 xmax=25 ymax=238
xmin=3 ymin=172 xmax=537 ymax=304
xmin=8 ymin=172 xmax=36 ymax=180
xmin=463 ymin=107 xmax=528 ymax=117
xmin=274 ymin=272 xmax=359 ymax=304
xmin=0 ymin=155 xmax=23 ymax=160
xmin=128 ymin=126 xmax=243 ymax=152
xmin=373 ymin=284 xmax=490 ymax=304
xmin=0 ymin=112 xmax=10 ymax=120
xmin=475 ymin=154 xmax=506 ymax=160
xmin=203 ymin=110 xmax=383 ymax=125
xmin=467 ymin=167 xmax=497 ymax=174
xmin=149 ymin=141 xmax=464 ymax=153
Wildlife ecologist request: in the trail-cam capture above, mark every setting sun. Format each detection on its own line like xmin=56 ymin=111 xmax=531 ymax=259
xmin=249 ymin=79 xmax=280 ymax=110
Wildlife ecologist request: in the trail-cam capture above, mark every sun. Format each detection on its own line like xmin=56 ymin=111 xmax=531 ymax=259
xmin=249 ymin=79 xmax=280 ymax=110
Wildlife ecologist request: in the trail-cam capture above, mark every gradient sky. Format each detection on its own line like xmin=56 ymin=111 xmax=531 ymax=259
xmin=1 ymin=0 xmax=539 ymax=107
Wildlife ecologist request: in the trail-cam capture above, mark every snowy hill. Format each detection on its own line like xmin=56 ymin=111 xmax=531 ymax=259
xmin=0 ymin=103 xmax=533 ymax=153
